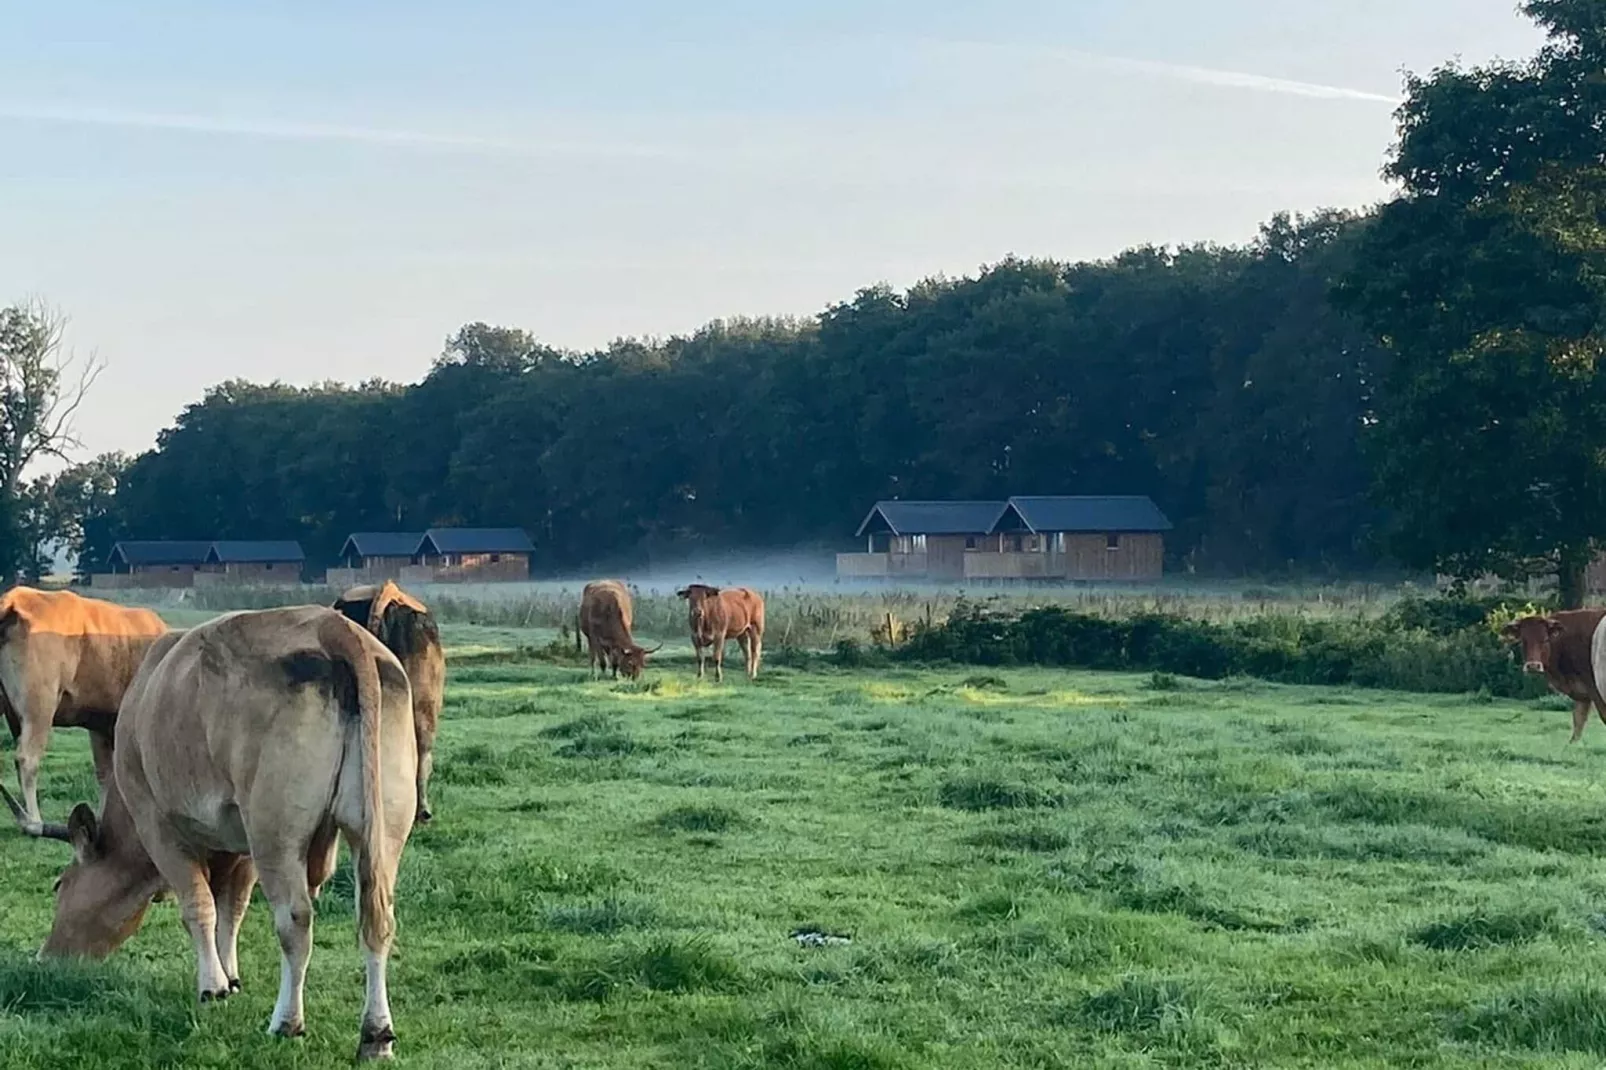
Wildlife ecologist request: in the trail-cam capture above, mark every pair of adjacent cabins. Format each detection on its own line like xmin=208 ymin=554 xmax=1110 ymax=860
xmin=94 ymin=528 xmax=535 ymax=588
xmin=838 ymin=496 xmax=1173 ymax=582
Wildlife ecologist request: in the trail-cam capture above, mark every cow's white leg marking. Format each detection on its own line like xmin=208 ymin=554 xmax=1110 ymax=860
xmin=257 ymin=861 xmax=313 ymax=1039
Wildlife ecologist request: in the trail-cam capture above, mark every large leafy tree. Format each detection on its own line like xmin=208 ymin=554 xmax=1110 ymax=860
xmin=1339 ymin=0 xmax=1606 ymax=605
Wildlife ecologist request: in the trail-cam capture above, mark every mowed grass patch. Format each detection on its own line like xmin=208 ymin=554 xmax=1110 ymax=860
xmin=6 ymin=622 xmax=1606 ymax=1066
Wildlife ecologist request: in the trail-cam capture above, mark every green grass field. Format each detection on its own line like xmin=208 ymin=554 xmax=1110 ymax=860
xmin=2 ymin=620 xmax=1606 ymax=1067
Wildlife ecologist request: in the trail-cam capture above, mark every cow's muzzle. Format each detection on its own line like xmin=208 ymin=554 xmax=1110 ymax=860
xmin=1523 ymin=660 xmax=1545 ymax=674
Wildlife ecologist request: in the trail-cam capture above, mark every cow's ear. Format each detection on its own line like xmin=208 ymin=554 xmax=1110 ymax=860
xmin=676 ymin=588 xmax=689 ymax=599
xmin=67 ymin=804 xmax=99 ymax=864
xmin=1547 ymin=618 xmax=1567 ymax=637
xmin=1500 ymin=621 xmax=1520 ymax=640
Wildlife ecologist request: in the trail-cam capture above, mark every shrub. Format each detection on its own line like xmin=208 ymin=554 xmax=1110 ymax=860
xmin=895 ymin=595 xmax=1547 ymax=698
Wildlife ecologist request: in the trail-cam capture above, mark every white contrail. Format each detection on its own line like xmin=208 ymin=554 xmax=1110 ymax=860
xmin=0 ymin=102 xmax=684 ymax=159
xmin=920 ymin=39 xmax=1402 ymax=105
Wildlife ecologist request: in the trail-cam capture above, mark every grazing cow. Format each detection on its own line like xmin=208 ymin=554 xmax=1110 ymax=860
xmin=11 ymin=606 xmax=417 ymax=1061
xmin=0 ymin=586 xmax=168 ymax=837
xmin=578 ymin=580 xmax=662 ymax=680
xmin=1502 ymin=609 xmax=1606 ymax=742
xmin=333 ymin=581 xmax=446 ymax=824
xmin=676 ymin=584 xmax=765 ymax=682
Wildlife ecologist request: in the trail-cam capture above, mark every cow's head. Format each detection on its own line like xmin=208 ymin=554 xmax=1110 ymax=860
xmin=1501 ymin=615 xmax=1565 ymax=674
xmin=677 ymin=585 xmax=720 ymax=612
xmin=39 ymin=803 xmax=161 ymax=960
xmin=613 ymin=641 xmax=664 ymax=680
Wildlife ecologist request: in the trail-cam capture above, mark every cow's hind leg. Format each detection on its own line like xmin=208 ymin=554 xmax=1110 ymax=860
xmin=306 ymin=819 xmax=339 ymax=900
xmin=210 ymin=854 xmax=256 ymax=992
xmin=255 ymin=855 xmax=315 ymax=1040
xmin=11 ymin=684 xmax=55 ymax=834
xmin=88 ymin=729 xmax=115 ymax=797
xmin=144 ymin=835 xmax=232 ymax=1001
xmin=347 ymin=830 xmax=399 ymax=1060
xmin=749 ymin=630 xmax=763 ymax=681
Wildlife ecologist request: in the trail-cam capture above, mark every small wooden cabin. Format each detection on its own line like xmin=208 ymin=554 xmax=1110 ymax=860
xmin=838 ymin=496 xmax=1172 ymax=582
xmin=337 ymin=532 xmax=425 ymax=580
xmin=415 ymin=528 xmax=534 ymax=582
xmin=205 ymin=541 xmax=305 ymax=584
xmin=101 ymin=541 xmax=213 ymax=587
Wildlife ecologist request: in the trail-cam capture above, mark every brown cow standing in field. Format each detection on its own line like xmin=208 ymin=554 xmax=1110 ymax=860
xmin=333 ymin=581 xmax=446 ymax=825
xmin=1502 ymin=609 xmax=1606 ymax=742
xmin=0 ymin=586 xmax=168 ymax=837
xmin=578 ymin=580 xmax=661 ymax=680
xmin=676 ymin=584 xmax=765 ymax=682
xmin=11 ymin=605 xmax=417 ymax=1061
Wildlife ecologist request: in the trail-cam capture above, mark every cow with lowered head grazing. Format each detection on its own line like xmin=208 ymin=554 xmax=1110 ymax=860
xmin=1501 ymin=608 xmax=1606 ymax=743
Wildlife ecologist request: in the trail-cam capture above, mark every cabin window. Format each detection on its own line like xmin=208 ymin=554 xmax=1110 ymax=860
xmin=913 ymin=534 xmax=927 ymax=552
xmin=965 ymin=536 xmax=977 ymax=549
xmin=1053 ymin=533 xmax=1066 ymax=553
xmin=1106 ymin=533 xmax=1121 ymax=551
xmin=265 ymin=563 xmax=273 ymax=570
xmin=490 ymin=554 xmax=502 ymax=563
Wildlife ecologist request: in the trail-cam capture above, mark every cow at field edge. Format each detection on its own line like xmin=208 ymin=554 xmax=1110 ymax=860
xmin=10 ymin=606 xmax=417 ymax=1061
xmin=0 ymin=587 xmax=168 ymax=837
xmin=676 ymin=584 xmax=765 ymax=682
xmin=1502 ymin=609 xmax=1606 ymax=742
xmin=578 ymin=580 xmax=661 ymax=680
xmin=333 ymin=581 xmax=446 ymax=824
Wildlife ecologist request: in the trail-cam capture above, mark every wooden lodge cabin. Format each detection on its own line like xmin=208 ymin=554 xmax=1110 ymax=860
xmin=837 ymin=496 xmax=1172 ymax=582
xmin=327 ymin=527 xmax=536 ymax=586
xmin=95 ymin=540 xmax=306 ymax=588
xmin=335 ymin=532 xmax=425 ymax=580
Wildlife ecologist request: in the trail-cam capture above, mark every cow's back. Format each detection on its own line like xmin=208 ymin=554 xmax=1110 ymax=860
xmin=719 ymin=588 xmax=763 ymax=634
xmin=582 ymin=581 xmax=634 ymax=639
xmin=0 ymin=587 xmax=168 ymax=715
xmin=117 ymin=607 xmax=413 ymax=829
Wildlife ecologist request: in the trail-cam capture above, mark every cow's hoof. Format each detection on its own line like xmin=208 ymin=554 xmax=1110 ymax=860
xmin=269 ymin=1018 xmax=305 ymax=1039
xmin=415 ymin=807 xmax=433 ymax=825
xmin=228 ymin=978 xmax=242 ymax=993
xmin=199 ymin=987 xmax=232 ymax=1003
xmin=357 ymin=1023 xmax=396 ymax=1061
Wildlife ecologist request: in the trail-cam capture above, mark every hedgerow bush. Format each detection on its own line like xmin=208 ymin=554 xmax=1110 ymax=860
xmin=896 ymin=595 xmax=1554 ymax=697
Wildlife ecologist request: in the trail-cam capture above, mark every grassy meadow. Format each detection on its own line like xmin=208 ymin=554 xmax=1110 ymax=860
xmin=2 ymin=608 xmax=1606 ymax=1066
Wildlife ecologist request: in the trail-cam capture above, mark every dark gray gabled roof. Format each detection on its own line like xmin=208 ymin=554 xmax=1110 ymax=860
xmin=341 ymin=532 xmax=424 ymax=559
xmin=1001 ymin=496 xmax=1172 ymax=534
xmin=854 ymin=501 xmax=1008 ymax=538
xmin=108 ymin=541 xmax=213 ymax=566
xmin=419 ymin=528 xmax=535 ymax=555
xmin=207 ymin=541 xmax=306 ymax=564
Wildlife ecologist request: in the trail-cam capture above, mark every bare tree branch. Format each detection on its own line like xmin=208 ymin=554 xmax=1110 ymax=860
xmin=0 ymin=297 xmax=107 ymax=495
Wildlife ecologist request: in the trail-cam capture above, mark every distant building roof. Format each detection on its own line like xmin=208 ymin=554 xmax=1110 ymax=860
xmin=341 ymin=532 xmax=425 ymax=559
xmin=855 ymin=501 xmax=1008 ymax=537
xmin=419 ymin=528 xmax=535 ymax=555
xmin=108 ymin=541 xmax=213 ymax=567
xmin=854 ymin=496 xmax=1173 ymax=538
xmin=207 ymin=541 xmax=306 ymax=564
xmin=1001 ymin=496 xmax=1173 ymax=533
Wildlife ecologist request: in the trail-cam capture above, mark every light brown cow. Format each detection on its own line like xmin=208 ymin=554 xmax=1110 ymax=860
xmin=333 ymin=581 xmax=446 ymax=824
xmin=0 ymin=586 xmax=168 ymax=836
xmin=1502 ymin=609 xmax=1606 ymax=742
xmin=676 ymin=584 xmax=765 ymax=683
xmin=578 ymin=580 xmax=662 ymax=680
xmin=11 ymin=606 xmax=417 ymax=1061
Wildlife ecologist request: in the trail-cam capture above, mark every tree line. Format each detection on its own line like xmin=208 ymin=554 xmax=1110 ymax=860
xmin=8 ymin=0 xmax=1603 ymax=594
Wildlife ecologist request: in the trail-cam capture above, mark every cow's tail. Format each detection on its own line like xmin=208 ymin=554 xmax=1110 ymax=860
xmin=318 ymin=613 xmax=394 ymax=950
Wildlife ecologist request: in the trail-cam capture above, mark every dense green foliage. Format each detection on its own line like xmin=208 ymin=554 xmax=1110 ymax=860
xmin=4 ymin=617 xmax=1606 ymax=1067
xmin=92 ymin=211 xmax=1390 ymax=574
xmin=894 ymin=596 xmax=1552 ymax=698
xmin=1340 ymin=0 xmax=1606 ymax=603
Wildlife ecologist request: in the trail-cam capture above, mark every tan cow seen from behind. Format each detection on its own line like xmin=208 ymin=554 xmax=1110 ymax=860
xmin=1502 ymin=609 xmax=1606 ymax=743
xmin=333 ymin=581 xmax=445 ymax=824
xmin=578 ymin=580 xmax=662 ymax=680
xmin=676 ymin=584 xmax=765 ymax=682
xmin=16 ymin=605 xmax=417 ymax=1060
xmin=0 ymin=586 xmax=168 ymax=837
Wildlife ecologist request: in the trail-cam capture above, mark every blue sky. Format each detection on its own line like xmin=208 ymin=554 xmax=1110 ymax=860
xmin=1 ymin=1 xmax=1545 ymax=458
